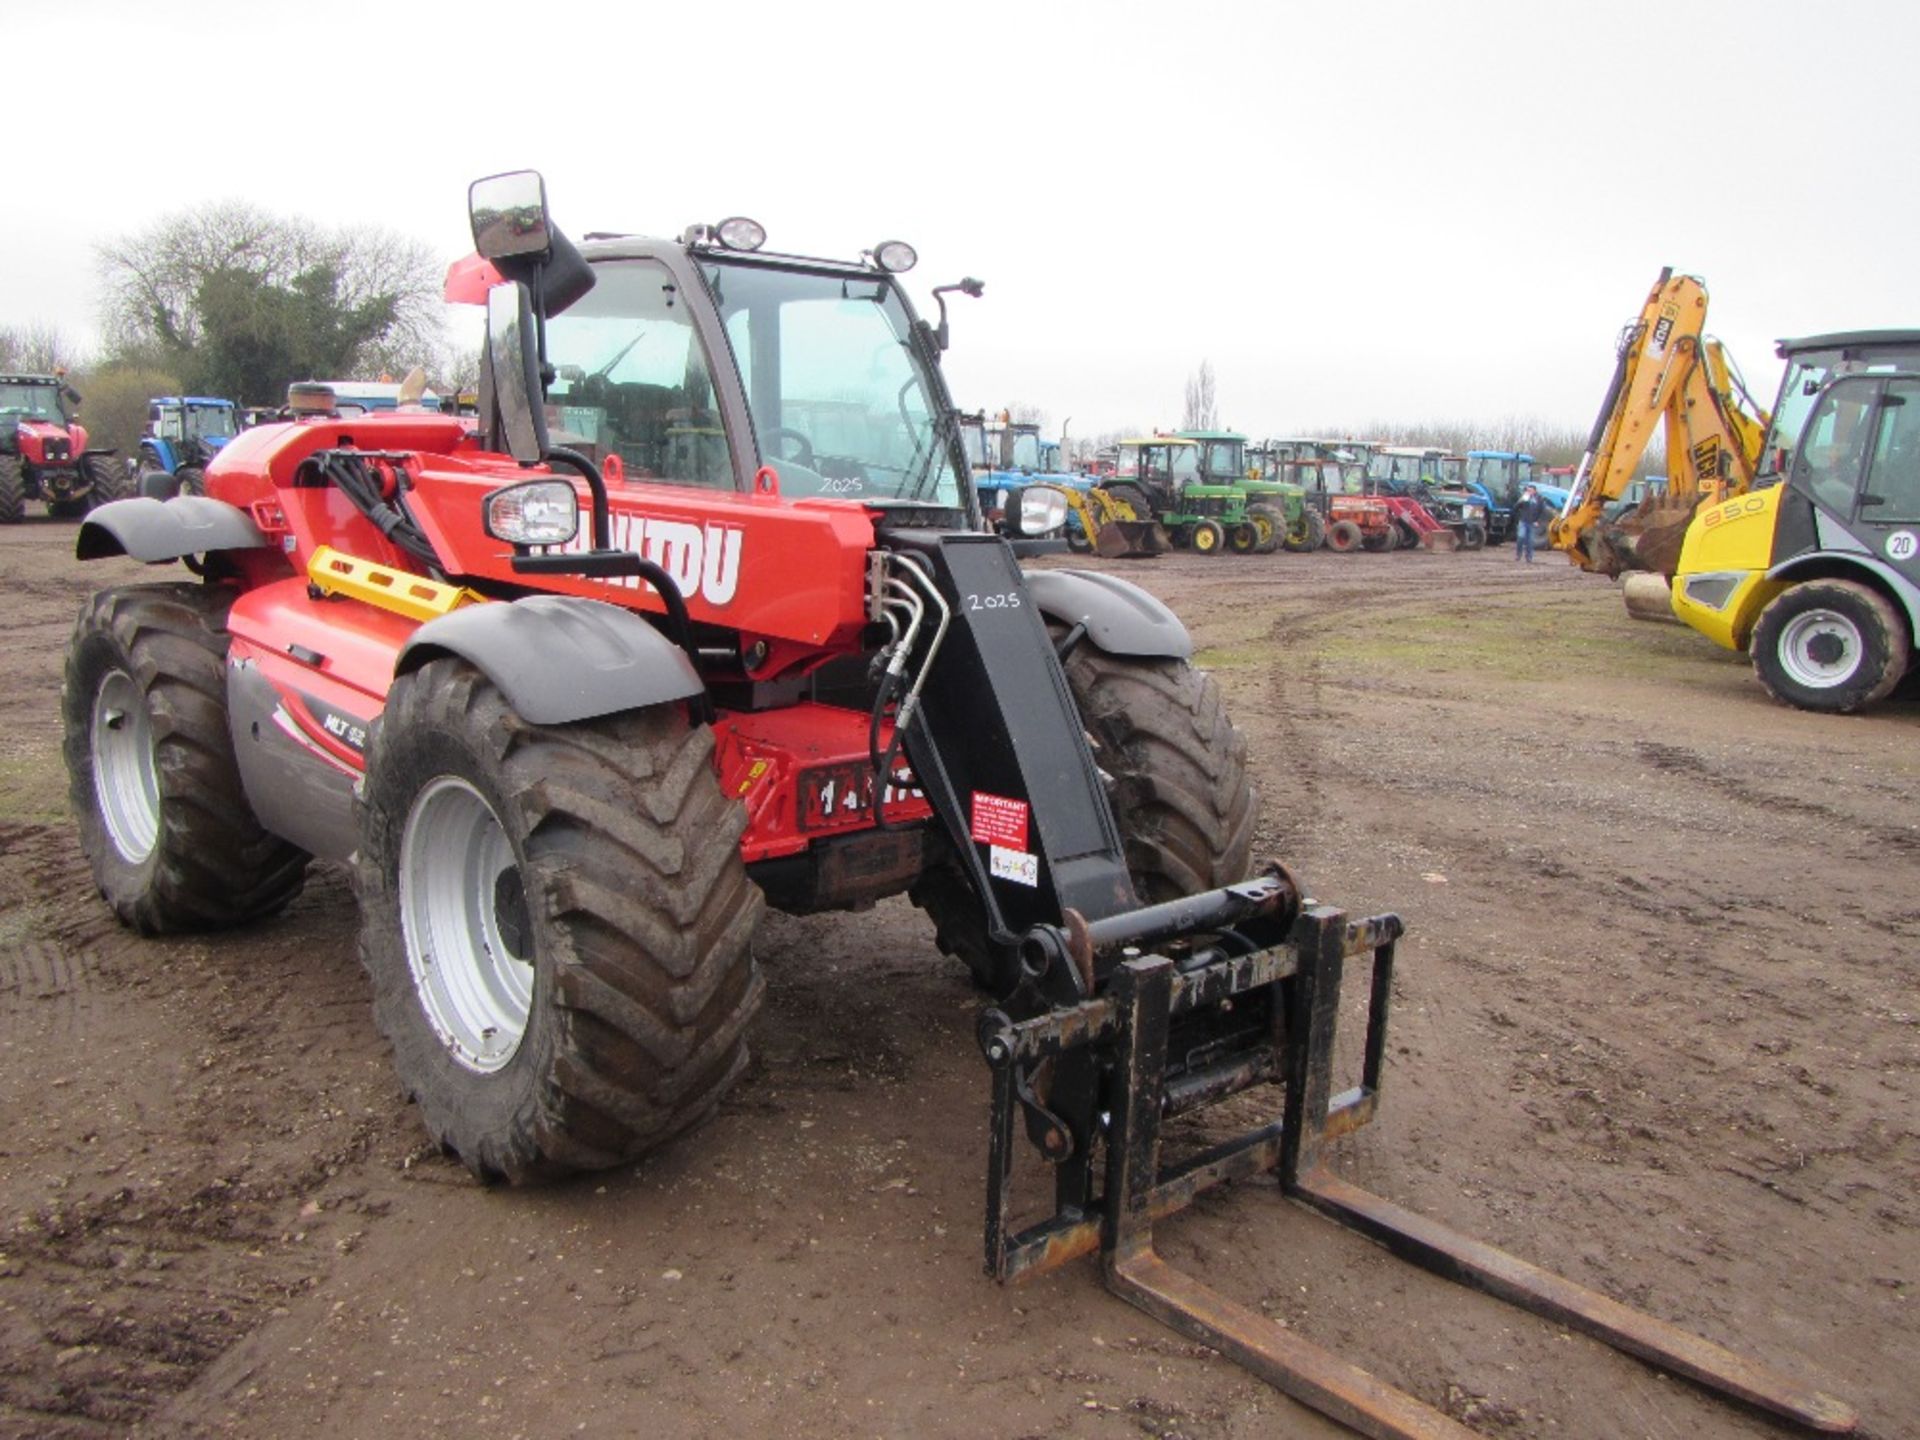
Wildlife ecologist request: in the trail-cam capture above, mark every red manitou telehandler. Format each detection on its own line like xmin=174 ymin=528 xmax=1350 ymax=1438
xmin=62 ymin=174 xmax=1855 ymax=1439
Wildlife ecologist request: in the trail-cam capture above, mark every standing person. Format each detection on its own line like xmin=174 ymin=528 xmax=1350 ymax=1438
xmin=1513 ymin=484 xmax=1544 ymax=563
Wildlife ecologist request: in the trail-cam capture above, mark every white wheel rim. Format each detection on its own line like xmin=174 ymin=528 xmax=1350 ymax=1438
xmin=398 ymin=777 xmax=534 ymax=1073
xmin=1777 ymin=608 xmax=1863 ymax=689
xmin=91 ymin=669 xmax=160 ymax=863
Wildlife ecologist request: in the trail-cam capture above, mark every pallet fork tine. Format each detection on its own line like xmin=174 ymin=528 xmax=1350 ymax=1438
xmin=980 ymin=907 xmax=1858 ymax=1440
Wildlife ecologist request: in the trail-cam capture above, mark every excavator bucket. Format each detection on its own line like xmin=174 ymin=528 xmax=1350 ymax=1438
xmin=1093 ymin=519 xmax=1170 ymax=558
xmin=1580 ymin=492 xmax=1700 ymax=579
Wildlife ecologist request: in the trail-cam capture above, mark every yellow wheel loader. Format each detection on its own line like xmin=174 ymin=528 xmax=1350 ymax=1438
xmin=1666 ymin=332 xmax=1920 ymax=712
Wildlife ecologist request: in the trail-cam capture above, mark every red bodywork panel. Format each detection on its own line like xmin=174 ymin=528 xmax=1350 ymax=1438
xmin=207 ymin=413 xmax=922 ymax=862
xmin=15 ymin=419 xmax=86 ymax=470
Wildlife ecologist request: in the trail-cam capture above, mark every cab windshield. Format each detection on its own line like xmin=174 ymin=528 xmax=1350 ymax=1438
xmin=1200 ymin=441 xmax=1243 ymax=481
xmin=0 ymin=382 xmax=66 ymax=422
xmin=185 ymin=404 xmax=237 ymax=439
xmin=1005 ymin=429 xmax=1041 ymax=470
xmin=1766 ymin=341 xmax=1920 ymax=479
xmin=701 ymin=259 xmax=964 ymax=506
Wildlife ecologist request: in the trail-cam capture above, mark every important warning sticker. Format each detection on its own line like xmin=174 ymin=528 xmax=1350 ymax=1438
xmin=969 ymin=791 xmax=1030 ymax=849
xmin=989 ymin=845 xmax=1039 ymax=887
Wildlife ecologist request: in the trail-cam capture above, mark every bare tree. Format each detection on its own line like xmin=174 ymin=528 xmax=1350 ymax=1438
xmin=0 ymin=322 xmax=81 ymax=374
xmin=1182 ymin=360 xmax=1218 ymax=430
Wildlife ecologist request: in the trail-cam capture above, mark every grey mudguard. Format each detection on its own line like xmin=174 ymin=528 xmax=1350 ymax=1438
xmin=76 ymin=496 xmax=269 ymax=563
xmin=398 ymin=594 xmax=704 ymax=726
xmin=1024 ymin=568 xmax=1193 ymax=659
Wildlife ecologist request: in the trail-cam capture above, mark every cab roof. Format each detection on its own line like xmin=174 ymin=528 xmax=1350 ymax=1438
xmin=1777 ymin=330 xmax=1920 ymax=357
xmin=1118 ymin=436 xmax=1199 ymax=448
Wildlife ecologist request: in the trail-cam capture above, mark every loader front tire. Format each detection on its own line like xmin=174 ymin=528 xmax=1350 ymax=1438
xmin=912 ymin=635 xmax=1256 ymax=990
xmin=1750 ymin=579 xmax=1910 ymax=714
xmin=63 ymin=584 xmax=308 ymax=933
xmin=355 ymin=659 xmax=765 ymax=1183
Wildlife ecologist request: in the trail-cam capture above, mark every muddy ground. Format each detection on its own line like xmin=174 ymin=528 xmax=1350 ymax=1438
xmin=0 ymin=516 xmax=1914 ymax=1440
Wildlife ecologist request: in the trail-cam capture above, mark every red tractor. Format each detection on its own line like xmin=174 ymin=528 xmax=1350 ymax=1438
xmin=0 ymin=372 xmax=124 ymax=521
xmin=59 ymin=173 xmax=1854 ymax=1439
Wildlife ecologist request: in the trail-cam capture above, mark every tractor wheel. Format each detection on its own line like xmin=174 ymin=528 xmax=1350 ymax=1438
xmin=911 ymin=633 xmax=1256 ymax=992
xmin=62 ymin=584 xmax=309 ymax=933
xmin=0 ymin=456 xmax=25 ymax=524
xmin=1227 ymin=520 xmax=1260 ymax=554
xmin=1397 ymin=520 xmax=1421 ymax=549
xmin=1361 ymin=524 xmax=1397 ymax=553
xmin=1066 ymin=517 xmax=1092 ymax=553
xmin=1325 ymin=519 xmax=1363 ymax=553
xmin=1190 ymin=518 xmax=1227 ymax=556
xmin=1247 ymin=503 xmax=1284 ymax=554
xmin=355 ymin=658 xmax=765 ymax=1183
xmin=1459 ymin=522 xmax=1487 ymax=551
xmin=1750 ymin=580 xmax=1910 ymax=714
xmin=173 ymin=466 xmax=206 ymax=499
xmin=1304 ymin=509 xmax=1327 ymax=551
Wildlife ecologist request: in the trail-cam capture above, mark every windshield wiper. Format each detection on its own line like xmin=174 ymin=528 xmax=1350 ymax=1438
xmin=590 ymin=327 xmax=649 ymax=381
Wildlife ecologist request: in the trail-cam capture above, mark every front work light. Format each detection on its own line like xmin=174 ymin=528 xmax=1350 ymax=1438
xmin=872 ymin=240 xmax=918 ymax=273
xmin=716 ymin=217 xmax=767 ymax=251
xmin=485 ymin=479 xmax=579 ymax=546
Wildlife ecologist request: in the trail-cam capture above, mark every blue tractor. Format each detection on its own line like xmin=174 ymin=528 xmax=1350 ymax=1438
xmin=1459 ymin=450 xmax=1544 ymax=543
xmin=137 ymin=396 xmax=241 ymax=498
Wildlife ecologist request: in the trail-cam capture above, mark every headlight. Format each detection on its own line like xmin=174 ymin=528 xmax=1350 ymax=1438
xmin=484 ymin=479 xmax=579 ymax=545
xmin=1020 ymin=485 xmax=1069 ymax=535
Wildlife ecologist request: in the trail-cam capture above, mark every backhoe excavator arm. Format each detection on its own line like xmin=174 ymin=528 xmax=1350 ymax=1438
xmin=1549 ymin=269 xmax=1768 ymax=577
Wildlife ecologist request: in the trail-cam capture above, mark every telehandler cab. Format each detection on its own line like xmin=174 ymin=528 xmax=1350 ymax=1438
xmin=62 ymin=173 xmax=1855 ymax=1440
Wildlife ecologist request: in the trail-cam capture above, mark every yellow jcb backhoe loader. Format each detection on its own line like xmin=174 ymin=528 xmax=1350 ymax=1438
xmin=1549 ymin=269 xmax=1770 ymax=611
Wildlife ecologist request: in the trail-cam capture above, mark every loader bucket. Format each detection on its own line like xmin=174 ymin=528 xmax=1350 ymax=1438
xmin=1419 ymin=528 xmax=1457 ymax=552
xmin=1094 ymin=520 xmax=1170 ymax=559
xmin=1621 ymin=571 xmax=1680 ymax=623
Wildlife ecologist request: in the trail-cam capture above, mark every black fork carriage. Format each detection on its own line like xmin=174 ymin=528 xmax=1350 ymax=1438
xmin=976 ymin=894 xmax=1858 ymax=1440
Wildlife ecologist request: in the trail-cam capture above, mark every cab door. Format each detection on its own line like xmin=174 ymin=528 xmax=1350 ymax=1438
xmin=1854 ymin=376 xmax=1920 ymax=589
xmin=1795 ymin=374 xmax=1920 ymax=589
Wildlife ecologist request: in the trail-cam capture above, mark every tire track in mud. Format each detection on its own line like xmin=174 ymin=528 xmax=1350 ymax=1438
xmin=0 ymin=825 xmax=404 ymax=1437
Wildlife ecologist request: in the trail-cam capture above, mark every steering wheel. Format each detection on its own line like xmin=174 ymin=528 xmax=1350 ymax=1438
xmin=765 ymin=428 xmax=816 ymax=468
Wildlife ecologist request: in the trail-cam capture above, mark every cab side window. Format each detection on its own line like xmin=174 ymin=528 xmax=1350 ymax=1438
xmin=1861 ymin=378 xmax=1920 ymax=523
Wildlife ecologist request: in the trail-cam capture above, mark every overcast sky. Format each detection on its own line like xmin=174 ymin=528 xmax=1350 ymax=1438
xmin=10 ymin=0 xmax=1915 ymax=440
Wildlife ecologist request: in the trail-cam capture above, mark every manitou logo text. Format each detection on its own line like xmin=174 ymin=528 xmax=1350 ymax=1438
xmin=551 ymin=513 xmax=744 ymax=606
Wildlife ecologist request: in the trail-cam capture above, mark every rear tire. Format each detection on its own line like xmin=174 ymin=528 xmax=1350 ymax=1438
xmin=1325 ymin=518 xmax=1363 ymax=552
xmin=1459 ymin=522 xmax=1487 ymax=550
xmin=1750 ymin=579 xmax=1910 ymax=714
xmin=173 ymin=466 xmax=206 ymax=499
xmin=355 ymin=659 xmax=766 ymax=1182
xmin=62 ymin=584 xmax=309 ymax=933
xmin=0 ymin=456 xmax=25 ymax=524
xmin=1361 ymin=524 xmax=1396 ymax=552
xmin=87 ymin=455 xmax=129 ymax=507
xmin=911 ymin=636 xmax=1257 ymax=992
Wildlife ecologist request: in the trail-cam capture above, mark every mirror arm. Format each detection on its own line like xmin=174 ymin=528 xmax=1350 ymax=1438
xmin=543 ymin=445 xmax=612 ymax=551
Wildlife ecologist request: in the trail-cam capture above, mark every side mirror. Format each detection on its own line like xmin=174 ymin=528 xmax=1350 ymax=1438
xmin=487 ymin=282 xmax=549 ymax=463
xmin=470 ymin=170 xmax=552 ymax=262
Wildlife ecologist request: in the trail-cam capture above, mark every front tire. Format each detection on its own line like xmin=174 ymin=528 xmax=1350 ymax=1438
xmin=86 ymin=455 xmax=129 ymax=508
xmin=63 ymin=584 xmax=308 ymax=932
xmin=1750 ymin=580 xmax=1910 ymax=714
xmin=911 ymin=637 xmax=1257 ymax=991
xmin=0 ymin=456 xmax=25 ymax=524
xmin=1190 ymin=518 xmax=1226 ymax=556
xmin=1325 ymin=518 xmax=1363 ymax=552
xmin=355 ymin=659 xmax=766 ymax=1182
xmin=1459 ymin=522 xmax=1487 ymax=550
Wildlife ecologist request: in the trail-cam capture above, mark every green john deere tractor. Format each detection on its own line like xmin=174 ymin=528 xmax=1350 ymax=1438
xmin=1112 ymin=435 xmax=1278 ymax=554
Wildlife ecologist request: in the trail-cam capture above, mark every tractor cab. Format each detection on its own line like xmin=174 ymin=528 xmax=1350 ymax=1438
xmin=969 ymin=416 xmax=1075 ymax=541
xmin=0 ymin=374 xmax=75 ymax=427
